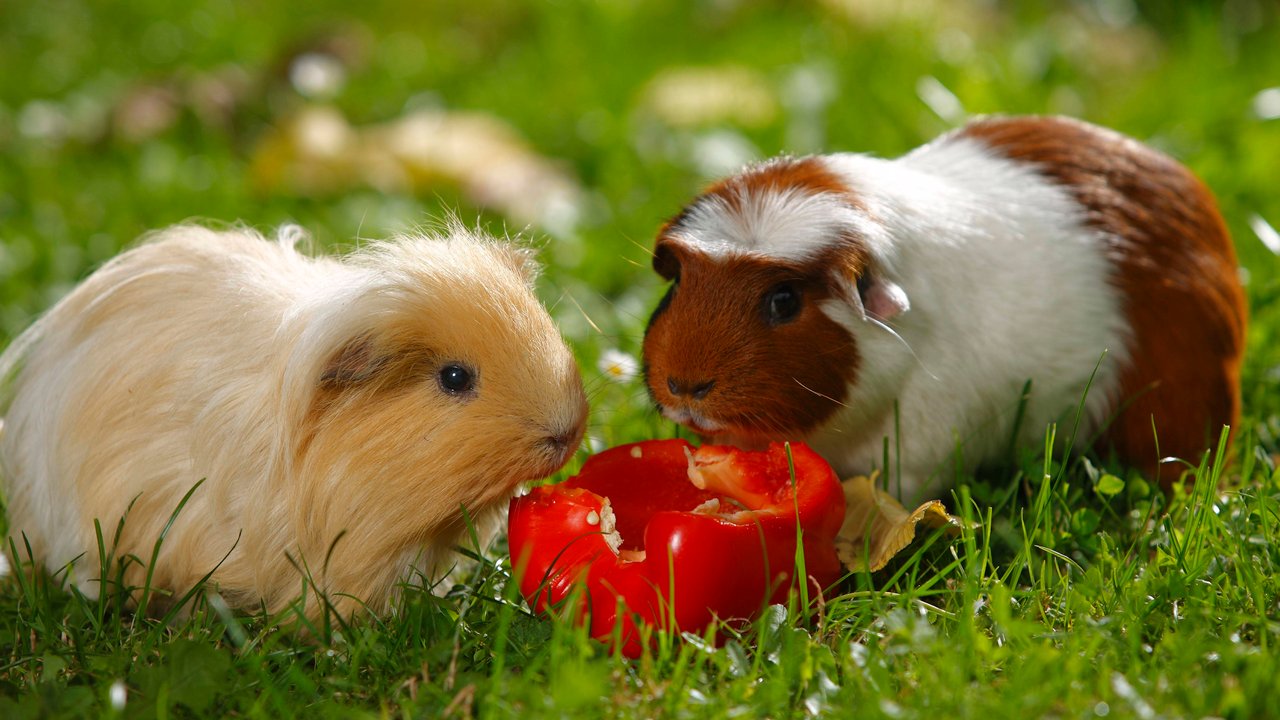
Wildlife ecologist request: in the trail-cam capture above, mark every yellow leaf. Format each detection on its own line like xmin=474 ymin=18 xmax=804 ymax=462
xmin=835 ymin=472 xmax=964 ymax=572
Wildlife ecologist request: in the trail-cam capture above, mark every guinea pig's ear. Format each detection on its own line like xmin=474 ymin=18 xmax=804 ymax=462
xmin=320 ymin=335 xmax=387 ymax=386
xmin=652 ymin=237 xmax=681 ymax=281
xmin=856 ymin=272 xmax=910 ymax=321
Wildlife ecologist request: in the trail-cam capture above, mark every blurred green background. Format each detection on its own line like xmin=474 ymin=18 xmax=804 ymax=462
xmin=3 ymin=3 xmax=1280 ymax=716
xmin=2 ymin=0 xmax=1279 ymax=442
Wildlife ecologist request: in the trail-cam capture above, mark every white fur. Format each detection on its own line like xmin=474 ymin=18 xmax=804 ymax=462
xmin=800 ymin=139 xmax=1129 ymax=499
xmin=672 ymin=185 xmax=880 ymax=262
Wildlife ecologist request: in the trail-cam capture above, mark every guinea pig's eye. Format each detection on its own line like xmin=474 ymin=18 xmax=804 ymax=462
xmin=856 ymin=273 xmax=872 ymax=299
xmin=764 ymin=283 xmax=802 ymax=325
xmin=438 ymin=363 xmax=476 ymax=395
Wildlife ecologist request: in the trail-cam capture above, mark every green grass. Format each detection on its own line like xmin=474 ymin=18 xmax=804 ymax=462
xmin=3 ymin=0 xmax=1280 ymax=717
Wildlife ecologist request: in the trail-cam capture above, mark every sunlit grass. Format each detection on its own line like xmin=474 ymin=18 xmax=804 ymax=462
xmin=6 ymin=427 xmax=1275 ymax=717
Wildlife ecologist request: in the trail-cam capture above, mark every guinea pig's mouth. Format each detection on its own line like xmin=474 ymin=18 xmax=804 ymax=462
xmin=659 ymin=404 xmax=803 ymax=452
xmin=659 ymin=405 xmax=725 ymax=436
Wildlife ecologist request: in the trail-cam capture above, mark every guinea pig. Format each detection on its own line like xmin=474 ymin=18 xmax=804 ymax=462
xmin=0 ymin=222 xmax=588 ymax=617
xmin=642 ymin=115 xmax=1246 ymax=500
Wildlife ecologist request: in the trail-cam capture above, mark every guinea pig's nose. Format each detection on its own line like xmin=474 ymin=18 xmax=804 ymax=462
xmin=543 ymin=416 xmax=587 ymax=460
xmin=546 ymin=430 xmax=575 ymax=451
xmin=667 ymin=377 xmax=716 ymax=400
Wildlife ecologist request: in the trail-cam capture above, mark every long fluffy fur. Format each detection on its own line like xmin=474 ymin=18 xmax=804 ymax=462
xmin=0 ymin=223 xmax=587 ymax=616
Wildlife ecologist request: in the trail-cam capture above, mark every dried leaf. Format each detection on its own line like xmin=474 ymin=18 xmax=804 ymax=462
xmin=835 ymin=472 xmax=963 ymax=572
xmin=250 ymin=105 xmax=584 ymax=234
xmin=641 ymin=65 xmax=777 ymax=128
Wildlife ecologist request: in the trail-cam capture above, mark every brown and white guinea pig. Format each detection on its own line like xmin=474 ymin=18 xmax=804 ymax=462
xmin=643 ymin=115 xmax=1246 ymax=500
xmin=0 ymin=222 xmax=587 ymax=616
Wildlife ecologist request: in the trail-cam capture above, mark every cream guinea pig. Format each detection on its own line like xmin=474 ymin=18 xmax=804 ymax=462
xmin=643 ymin=115 xmax=1246 ymax=500
xmin=0 ymin=222 xmax=587 ymax=616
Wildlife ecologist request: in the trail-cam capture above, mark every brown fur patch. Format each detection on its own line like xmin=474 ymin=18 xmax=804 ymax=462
xmin=961 ymin=116 xmax=1247 ymax=483
xmin=643 ymin=245 xmax=861 ymax=441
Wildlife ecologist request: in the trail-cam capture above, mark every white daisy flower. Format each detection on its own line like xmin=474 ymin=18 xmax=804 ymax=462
xmin=109 ymin=680 xmax=127 ymax=711
xmin=597 ymin=349 xmax=639 ymax=382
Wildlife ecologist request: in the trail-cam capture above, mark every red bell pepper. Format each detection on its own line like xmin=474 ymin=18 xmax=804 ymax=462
xmin=507 ymin=439 xmax=846 ymax=657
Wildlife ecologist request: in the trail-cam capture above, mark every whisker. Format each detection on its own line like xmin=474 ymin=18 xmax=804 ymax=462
xmin=547 ymin=289 xmax=568 ymax=313
xmin=624 ymin=235 xmax=657 ymax=259
xmin=865 ymin=315 xmax=938 ymax=381
xmin=792 ymin=378 xmax=850 ymax=409
xmin=562 ymin=291 xmax=604 ymax=336
xmin=581 ymin=285 xmax=659 ymax=327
